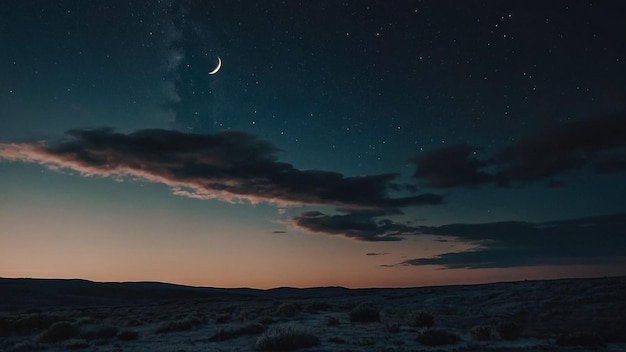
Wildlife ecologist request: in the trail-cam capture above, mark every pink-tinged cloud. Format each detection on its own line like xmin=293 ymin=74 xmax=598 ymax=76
xmin=0 ymin=128 xmax=443 ymax=208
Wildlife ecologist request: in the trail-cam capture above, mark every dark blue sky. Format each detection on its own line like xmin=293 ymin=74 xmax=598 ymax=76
xmin=1 ymin=0 xmax=625 ymax=287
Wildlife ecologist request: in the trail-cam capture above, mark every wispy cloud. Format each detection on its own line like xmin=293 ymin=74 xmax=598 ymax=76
xmin=411 ymin=114 xmax=626 ymax=188
xmin=287 ymin=209 xmax=420 ymax=242
xmin=0 ymin=128 xmax=443 ymax=208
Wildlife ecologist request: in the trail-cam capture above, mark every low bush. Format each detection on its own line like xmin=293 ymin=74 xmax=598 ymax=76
xmin=407 ymin=310 xmax=434 ymax=327
xmin=255 ymin=324 xmax=320 ymax=350
xmin=417 ymin=329 xmax=461 ymax=346
xmin=470 ymin=325 xmax=495 ymax=341
xmin=36 ymin=321 xmax=80 ymax=343
xmin=349 ymin=304 xmax=380 ymax=323
xmin=277 ymin=302 xmax=299 ymax=317
xmin=556 ymin=331 xmax=605 ymax=347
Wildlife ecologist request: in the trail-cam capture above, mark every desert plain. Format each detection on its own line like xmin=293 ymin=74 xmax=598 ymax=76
xmin=1 ymin=276 xmax=625 ymax=351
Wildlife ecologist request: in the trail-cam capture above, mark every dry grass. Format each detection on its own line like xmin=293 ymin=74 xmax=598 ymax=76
xmin=255 ymin=324 xmax=319 ymax=350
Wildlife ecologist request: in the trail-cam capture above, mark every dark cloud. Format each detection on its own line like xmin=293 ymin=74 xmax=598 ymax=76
xmin=496 ymin=114 xmax=626 ymax=181
xmin=411 ymin=114 xmax=626 ymax=188
xmin=271 ymin=230 xmax=287 ymax=234
xmin=410 ymin=144 xmax=494 ymax=188
xmin=366 ymin=252 xmax=389 ymax=256
xmin=289 ymin=209 xmax=420 ymax=242
xmin=0 ymin=128 xmax=443 ymax=208
xmin=593 ymin=148 xmax=626 ymax=174
xmin=397 ymin=213 xmax=626 ymax=269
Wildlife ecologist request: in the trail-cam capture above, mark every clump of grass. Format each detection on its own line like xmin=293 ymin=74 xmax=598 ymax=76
xmin=349 ymin=303 xmax=380 ymax=323
xmin=255 ymin=324 xmax=320 ymax=350
xmin=407 ymin=310 xmax=434 ymax=327
xmin=36 ymin=321 xmax=80 ymax=343
xmin=495 ymin=321 xmax=522 ymax=340
xmin=154 ymin=316 xmax=203 ymax=334
xmin=209 ymin=323 xmax=265 ymax=342
xmin=277 ymin=302 xmax=300 ymax=317
xmin=556 ymin=331 xmax=605 ymax=347
xmin=417 ymin=329 xmax=461 ymax=346
xmin=386 ymin=321 xmax=401 ymax=333
xmin=117 ymin=329 xmax=139 ymax=341
xmin=470 ymin=325 xmax=495 ymax=341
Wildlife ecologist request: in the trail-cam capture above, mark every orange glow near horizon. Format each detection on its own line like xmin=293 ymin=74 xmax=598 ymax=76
xmin=1 ymin=170 xmax=624 ymax=290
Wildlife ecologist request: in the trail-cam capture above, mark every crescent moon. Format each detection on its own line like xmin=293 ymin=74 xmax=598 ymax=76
xmin=208 ymin=56 xmax=222 ymax=75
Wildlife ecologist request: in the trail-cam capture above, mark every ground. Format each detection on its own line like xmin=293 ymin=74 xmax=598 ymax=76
xmin=1 ymin=276 xmax=625 ymax=351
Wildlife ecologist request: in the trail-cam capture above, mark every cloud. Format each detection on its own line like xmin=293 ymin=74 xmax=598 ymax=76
xmin=410 ymin=144 xmax=494 ymax=188
xmin=411 ymin=114 xmax=626 ymax=188
xmin=288 ymin=209 xmax=421 ymax=242
xmin=366 ymin=252 xmax=389 ymax=256
xmin=0 ymin=128 xmax=443 ymax=208
xmin=396 ymin=213 xmax=626 ymax=269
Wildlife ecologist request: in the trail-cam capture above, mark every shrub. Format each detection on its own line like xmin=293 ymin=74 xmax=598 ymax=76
xmin=349 ymin=304 xmax=380 ymax=323
xmin=255 ymin=324 xmax=320 ymax=350
xmin=277 ymin=302 xmax=299 ymax=317
xmin=556 ymin=332 xmax=605 ymax=347
xmin=209 ymin=323 xmax=265 ymax=342
xmin=407 ymin=310 xmax=434 ymax=327
xmin=154 ymin=319 xmax=192 ymax=334
xmin=470 ymin=325 xmax=495 ymax=341
xmin=417 ymin=329 xmax=461 ymax=346
xmin=36 ymin=321 xmax=80 ymax=343
xmin=117 ymin=329 xmax=139 ymax=341
xmin=496 ymin=321 xmax=522 ymax=340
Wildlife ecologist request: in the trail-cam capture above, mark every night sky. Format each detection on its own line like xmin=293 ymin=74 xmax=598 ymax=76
xmin=1 ymin=0 xmax=625 ymax=288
